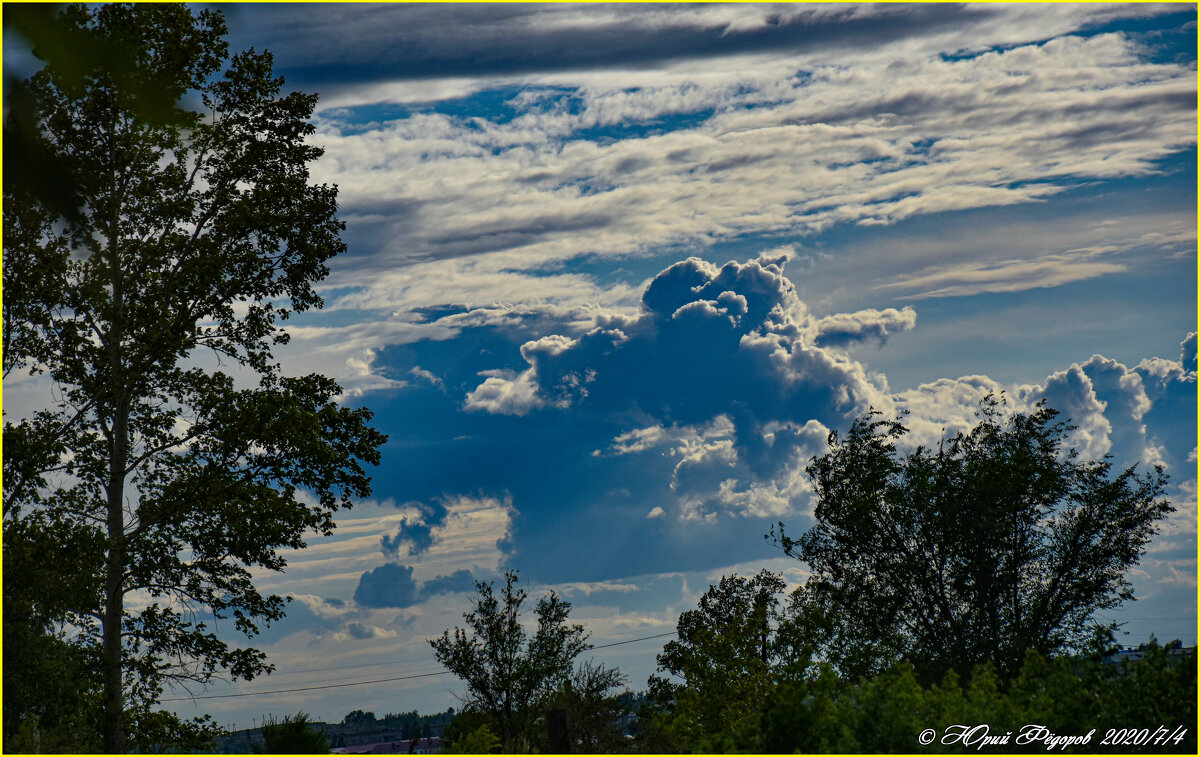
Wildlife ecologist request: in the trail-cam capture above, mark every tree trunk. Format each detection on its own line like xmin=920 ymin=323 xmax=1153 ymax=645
xmin=102 ymin=405 xmax=127 ymax=753
xmin=103 ymin=208 xmax=128 ymax=753
xmin=546 ymin=709 xmax=570 ymax=753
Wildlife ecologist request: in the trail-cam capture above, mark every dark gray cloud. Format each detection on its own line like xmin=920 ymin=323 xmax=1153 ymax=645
xmin=354 ymin=563 xmax=482 ymax=608
xmin=421 ymin=569 xmax=478 ymax=596
xmin=381 ymin=517 xmax=436 ymax=558
xmin=424 ymin=211 xmax=618 ymax=261
xmin=379 ymin=498 xmax=450 ymax=559
xmin=353 ymin=562 xmax=422 ymax=608
xmin=232 ymin=3 xmax=993 ymax=90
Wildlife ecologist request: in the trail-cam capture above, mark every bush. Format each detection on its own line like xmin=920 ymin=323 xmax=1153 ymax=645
xmin=260 ymin=712 xmax=329 ymax=754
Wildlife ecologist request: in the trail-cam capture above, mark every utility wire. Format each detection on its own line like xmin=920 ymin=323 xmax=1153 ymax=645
xmin=162 ymin=667 xmax=451 ymax=705
xmin=592 ymin=630 xmax=675 ymax=649
xmin=161 ymin=630 xmax=677 ymax=703
xmin=161 ymin=670 xmax=451 ymax=702
xmin=265 ymin=654 xmax=443 ymax=678
xmin=266 ymin=630 xmax=679 ymax=679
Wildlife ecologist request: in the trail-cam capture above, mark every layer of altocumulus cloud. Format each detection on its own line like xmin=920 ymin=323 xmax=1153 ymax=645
xmin=234 ymin=3 xmax=1182 ymax=100
xmin=288 ymin=7 xmax=1194 ymax=288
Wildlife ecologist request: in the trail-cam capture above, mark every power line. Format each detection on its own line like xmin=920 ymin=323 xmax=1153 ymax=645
xmin=265 ymin=654 xmax=441 ymax=678
xmin=161 ymin=670 xmax=450 ymax=702
xmin=161 ymin=630 xmax=677 ymax=703
xmin=592 ymin=630 xmax=675 ymax=649
xmin=259 ymin=628 xmax=681 ymax=681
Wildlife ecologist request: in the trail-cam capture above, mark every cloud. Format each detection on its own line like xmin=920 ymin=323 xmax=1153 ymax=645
xmin=463 ymin=367 xmax=547 ymax=416
xmin=466 ymin=256 xmax=886 ymax=439
xmin=353 ymin=565 xmax=484 ymax=609
xmin=237 ymin=3 xmax=1183 ymax=103
xmin=896 ymin=338 xmax=1196 ymax=477
xmin=599 ymin=425 xmax=669 ymax=457
xmin=295 ymin=28 xmax=1195 ymax=286
xmin=457 ymin=256 xmax=891 ymax=522
xmin=1037 ymin=363 xmax=1114 ymax=461
xmin=255 ymin=15 xmax=1193 ymax=344
xmin=409 ymin=366 xmax=445 ymax=389
xmin=340 ymin=348 xmax=408 ymax=399
xmin=380 ymin=517 xmax=436 ymax=559
xmin=814 ymin=306 xmax=917 ymax=347
xmin=1182 ymin=332 xmax=1197 ymax=372
xmin=880 ymin=255 xmax=1128 ymax=300
xmin=224 ymin=10 xmax=1194 ymax=417
xmin=378 ymin=499 xmax=450 ymax=559
xmin=1027 ymin=351 xmax=1192 ymax=474
xmin=237 ymin=3 xmax=1000 ymax=93
xmin=353 ymin=563 xmax=422 ymax=608
xmin=421 ymin=569 xmax=479 ymax=597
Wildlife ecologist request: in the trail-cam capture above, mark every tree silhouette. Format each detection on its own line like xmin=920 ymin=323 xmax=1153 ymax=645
xmin=430 ymin=571 xmax=589 ymax=752
xmin=2 ymin=4 xmax=385 ymax=750
xmin=772 ymin=395 xmax=1171 ymax=683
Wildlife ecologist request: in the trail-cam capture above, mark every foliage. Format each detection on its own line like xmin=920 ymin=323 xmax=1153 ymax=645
xmin=1 ymin=617 xmax=103 ymax=753
xmin=441 ymin=709 xmax=507 ymax=754
xmin=444 ymin=720 xmax=504 ymax=754
xmin=772 ymin=395 xmax=1171 ymax=683
xmin=430 ymin=571 xmax=590 ymax=752
xmin=260 ymin=712 xmax=330 ymax=754
xmin=2 ymin=3 xmax=385 ymax=750
xmin=341 ymin=709 xmax=377 ymax=728
xmin=2 ymin=493 xmax=104 ymax=752
xmin=552 ymin=660 xmax=634 ymax=753
xmin=756 ymin=639 xmax=1196 ymax=753
xmin=758 ymin=662 xmax=848 ymax=753
xmin=649 ymin=570 xmax=807 ymax=752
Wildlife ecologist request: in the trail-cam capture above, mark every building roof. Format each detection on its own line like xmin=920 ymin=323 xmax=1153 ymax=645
xmin=331 ymin=736 xmax=441 ymax=754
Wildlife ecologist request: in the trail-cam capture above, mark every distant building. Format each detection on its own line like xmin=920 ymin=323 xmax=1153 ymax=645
xmin=331 ymin=736 xmax=441 ymax=755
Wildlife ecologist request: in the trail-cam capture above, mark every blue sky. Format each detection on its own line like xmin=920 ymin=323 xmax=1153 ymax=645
xmin=8 ymin=1 xmax=1196 ymax=730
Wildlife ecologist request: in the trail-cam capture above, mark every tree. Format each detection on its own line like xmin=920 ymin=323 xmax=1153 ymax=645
xmin=442 ymin=714 xmax=503 ymax=755
xmin=430 ymin=571 xmax=590 ymax=752
xmin=260 ymin=712 xmax=330 ymax=754
xmin=756 ymin=639 xmax=1197 ymax=754
xmin=2 ymin=4 xmax=386 ymax=751
xmin=771 ymin=395 xmax=1171 ymax=683
xmin=341 ymin=709 xmax=377 ymax=729
xmin=552 ymin=661 xmax=633 ymax=753
xmin=649 ymin=570 xmax=808 ymax=751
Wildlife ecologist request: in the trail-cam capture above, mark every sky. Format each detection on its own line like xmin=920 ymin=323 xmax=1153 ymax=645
xmin=6 ymin=1 xmax=1199 ymax=731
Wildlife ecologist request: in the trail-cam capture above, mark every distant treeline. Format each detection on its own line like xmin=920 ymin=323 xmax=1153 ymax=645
xmin=337 ymin=707 xmax=454 ymax=742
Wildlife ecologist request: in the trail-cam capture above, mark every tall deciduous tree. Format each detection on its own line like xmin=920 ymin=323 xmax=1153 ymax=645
xmin=2 ymin=4 xmax=385 ymax=751
xmin=649 ymin=570 xmax=807 ymax=752
xmin=430 ymin=571 xmax=590 ymax=752
xmin=772 ymin=395 xmax=1171 ymax=683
